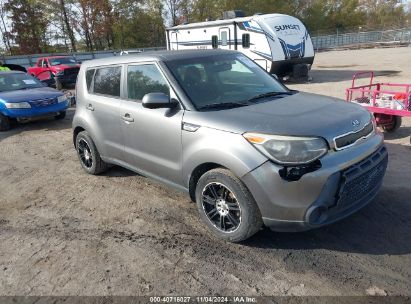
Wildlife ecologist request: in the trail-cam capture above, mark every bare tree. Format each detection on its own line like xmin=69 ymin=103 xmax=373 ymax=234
xmin=60 ymin=0 xmax=77 ymax=51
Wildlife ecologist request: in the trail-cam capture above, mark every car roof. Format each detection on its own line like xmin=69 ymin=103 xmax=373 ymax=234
xmin=82 ymin=49 xmax=239 ymax=68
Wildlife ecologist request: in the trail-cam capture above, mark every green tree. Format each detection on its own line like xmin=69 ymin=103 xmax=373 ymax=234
xmin=5 ymin=0 xmax=49 ymax=54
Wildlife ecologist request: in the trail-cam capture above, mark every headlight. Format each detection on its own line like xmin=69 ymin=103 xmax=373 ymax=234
xmin=5 ymin=102 xmax=31 ymax=109
xmin=244 ymin=133 xmax=328 ymax=165
xmin=57 ymin=95 xmax=68 ymax=103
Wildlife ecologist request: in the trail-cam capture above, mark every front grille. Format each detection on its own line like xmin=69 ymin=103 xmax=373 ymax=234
xmin=336 ymin=146 xmax=388 ymax=211
xmin=30 ymin=97 xmax=57 ymax=108
xmin=64 ymin=67 xmax=80 ymax=76
xmin=334 ymin=122 xmax=374 ymax=150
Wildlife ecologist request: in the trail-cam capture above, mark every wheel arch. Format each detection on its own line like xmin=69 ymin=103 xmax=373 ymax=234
xmin=188 ymin=162 xmax=227 ymax=202
xmin=73 ymin=126 xmax=85 ymax=147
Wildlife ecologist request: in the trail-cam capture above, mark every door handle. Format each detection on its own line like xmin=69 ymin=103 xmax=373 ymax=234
xmin=86 ymin=103 xmax=94 ymax=111
xmin=121 ymin=113 xmax=134 ymax=123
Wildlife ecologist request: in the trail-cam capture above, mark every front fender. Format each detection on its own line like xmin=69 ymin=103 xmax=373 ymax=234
xmin=182 ymin=127 xmax=268 ymax=188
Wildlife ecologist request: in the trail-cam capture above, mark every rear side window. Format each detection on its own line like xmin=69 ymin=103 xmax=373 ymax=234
xmin=93 ymin=66 xmax=121 ymax=97
xmin=127 ymin=64 xmax=169 ymax=101
xmin=85 ymin=69 xmax=95 ymax=92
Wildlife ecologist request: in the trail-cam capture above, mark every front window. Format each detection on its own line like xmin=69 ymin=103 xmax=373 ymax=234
xmin=127 ymin=64 xmax=170 ymax=101
xmin=49 ymin=57 xmax=77 ymax=66
xmin=166 ymin=53 xmax=289 ymax=110
xmin=0 ymin=73 xmax=44 ymax=92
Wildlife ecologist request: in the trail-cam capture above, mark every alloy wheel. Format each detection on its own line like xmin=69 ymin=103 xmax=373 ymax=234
xmin=202 ymin=182 xmax=242 ymax=232
xmin=78 ymin=139 xmax=93 ymax=169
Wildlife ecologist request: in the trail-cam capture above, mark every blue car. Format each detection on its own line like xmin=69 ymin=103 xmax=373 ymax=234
xmin=0 ymin=71 xmax=69 ymax=131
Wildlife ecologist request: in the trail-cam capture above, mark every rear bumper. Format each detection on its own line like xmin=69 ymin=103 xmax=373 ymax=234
xmin=2 ymin=101 xmax=69 ymax=119
xmin=241 ymin=133 xmax=387 ymax=232
xmin=270 ymin=56 xmax=314 ymax=77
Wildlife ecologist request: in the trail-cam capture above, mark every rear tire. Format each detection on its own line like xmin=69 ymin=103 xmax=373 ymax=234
xmin=55 ymin=111 xmax=66 ymax=120
xmin=195 ymin=168 xmax=263 ymax=243
xmin=382 ymin=115 xmax=402 ymax=133
xmin=0 ymin=113 xmax=11 ymax=131
xmin=75 ymin=131 xmax=108 ymax=175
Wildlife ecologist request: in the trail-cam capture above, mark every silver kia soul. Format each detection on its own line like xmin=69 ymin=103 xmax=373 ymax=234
xmin=73 ymin=50 xmax=387 ymax=242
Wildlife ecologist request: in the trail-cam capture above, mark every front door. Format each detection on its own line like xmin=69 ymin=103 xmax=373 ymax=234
xmin=120 ymin=62 xmax=184 ymax=186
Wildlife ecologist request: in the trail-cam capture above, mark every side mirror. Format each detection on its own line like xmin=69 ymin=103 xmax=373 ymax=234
xmin=142 ymin=93 xmax=178 ymax=109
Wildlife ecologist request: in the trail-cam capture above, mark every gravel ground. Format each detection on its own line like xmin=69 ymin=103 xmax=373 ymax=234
xmin=0 ymin=47 xmax=410 ymax=296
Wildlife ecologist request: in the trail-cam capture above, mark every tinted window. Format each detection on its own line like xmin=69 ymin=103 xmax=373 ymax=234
xmin=127 ymin=64 xmax=169 ymax=100
xmin=93 ymin=66 xmax=121 ymax=97
xmin=86 ymin=69 xmax=95 ymax=92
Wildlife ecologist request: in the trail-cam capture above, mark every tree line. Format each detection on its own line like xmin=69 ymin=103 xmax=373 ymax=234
xmin=0 ymin=0 xmax=409 ymax=55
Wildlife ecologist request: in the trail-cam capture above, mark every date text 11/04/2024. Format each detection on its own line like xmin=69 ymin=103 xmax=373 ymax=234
xmin=149 ymin=296 xmax=257 ymax=303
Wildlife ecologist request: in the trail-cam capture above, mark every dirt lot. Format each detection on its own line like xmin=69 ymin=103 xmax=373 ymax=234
xmin=0 ymin=47 xmax=410 ymax=296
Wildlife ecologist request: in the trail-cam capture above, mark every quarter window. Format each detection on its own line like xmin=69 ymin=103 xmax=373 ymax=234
xmin=93 ymin=66 xmax=121 ymax=97
xmin=127 ymin=64 xmax=170 ymax=101
xmin=86 ymin=69 xmax=95 ymax=92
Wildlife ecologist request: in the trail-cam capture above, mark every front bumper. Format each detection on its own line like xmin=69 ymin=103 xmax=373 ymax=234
xmin=241 ymin=133 xmax=387 ymax=232
xmin=57 ymin=74 xmax=77 ymax=85
xmin=3 ymin=101 xmax=69 ymax=119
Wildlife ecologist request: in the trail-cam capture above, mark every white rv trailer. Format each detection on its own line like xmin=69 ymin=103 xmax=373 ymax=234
xmin=166 ymin=12 xmax=315 ymax=78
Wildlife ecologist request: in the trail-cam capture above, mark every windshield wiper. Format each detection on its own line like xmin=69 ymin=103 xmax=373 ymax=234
xmin=198 ymin=102 xmax=247 ymax=111
xmin=247 ymin=91 xmax=294 ymax=103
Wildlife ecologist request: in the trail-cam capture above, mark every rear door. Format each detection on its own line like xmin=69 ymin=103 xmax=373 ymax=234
xmin=120 ymin=62 xmax=184 ymax=186
xmin=87 ymin=65 xmax=124 ymax=160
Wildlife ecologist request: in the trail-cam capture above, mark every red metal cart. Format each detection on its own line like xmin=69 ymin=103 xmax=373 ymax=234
xmin=346 ymin=71 xmax=411 ymax=132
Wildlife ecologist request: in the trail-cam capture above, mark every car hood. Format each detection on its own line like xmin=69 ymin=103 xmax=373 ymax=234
xmin=183 ymin=92 xmax=372 ymax=145
xmin=0 ymin=87 xmax=64 ymax=103
xmin=52 ymin=64 xmax=80 ymax=69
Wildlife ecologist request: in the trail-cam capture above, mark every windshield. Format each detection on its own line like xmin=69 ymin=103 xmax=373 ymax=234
xmin=0 ymin=73 xmax=44 ymax=92
xmin=49 ymin=57 xmax=77 ymax=66
xmin=166 ymin=53 xmax=289 ymax=110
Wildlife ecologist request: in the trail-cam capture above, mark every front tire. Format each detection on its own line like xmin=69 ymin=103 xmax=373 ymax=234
xmin=55 ymin=111 xmax=66 ymax=120
xmin=195 ymin=168 xmax=263 ymax=243
xmin=75 ymin=131 xmax=108 ymax=175
xmin=382 ymin=115 xmax=402 ymax=133
xmin=0 ymin=113 xmax=11 ymax=131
